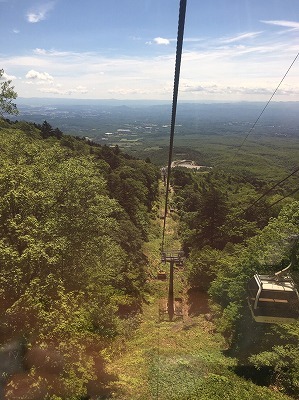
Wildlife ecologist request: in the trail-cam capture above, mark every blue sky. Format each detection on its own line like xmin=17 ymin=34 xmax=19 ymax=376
xmin=1 ymin=0 xmax=299 ymax=101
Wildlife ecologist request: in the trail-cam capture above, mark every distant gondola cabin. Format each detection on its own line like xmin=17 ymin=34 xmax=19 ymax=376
xmin=247 ymin=274 xmax=299 ymax=324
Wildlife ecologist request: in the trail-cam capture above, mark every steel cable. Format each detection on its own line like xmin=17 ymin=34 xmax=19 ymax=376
xmin=162 ymin=0 xmax=187 ymax=251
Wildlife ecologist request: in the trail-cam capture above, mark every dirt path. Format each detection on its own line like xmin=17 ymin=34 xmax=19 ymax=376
xmin=105 ymin=183 xmax=220 ymax=399
xmin=106 ymin=281 xmax=217 ymax=400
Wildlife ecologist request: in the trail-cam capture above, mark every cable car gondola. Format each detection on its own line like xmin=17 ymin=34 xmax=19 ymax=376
xmin=247 ymin=235 xmax=299 ymax=324
xmin=247 ymin=273 xmax=299 ymax=324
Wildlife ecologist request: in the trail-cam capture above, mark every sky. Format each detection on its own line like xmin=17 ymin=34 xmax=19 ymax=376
xmin=1 ymin=0 xmax=299 ymax=101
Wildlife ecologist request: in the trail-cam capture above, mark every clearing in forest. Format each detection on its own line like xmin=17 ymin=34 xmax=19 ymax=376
xmin=105 ymin=182 xmax=289 ymax=400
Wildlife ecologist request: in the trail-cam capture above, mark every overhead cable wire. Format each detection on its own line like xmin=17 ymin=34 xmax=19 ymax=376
xmin=232 ymin=51 xmax=299 ymax=160
xmin=226 ymin=166 xmax=299 ymax=226
xmin=269 ymin=186 xmax=299 ymax=208
xmin=241 ymin=165 xmax=299 ymax=214
xmin=162 ymin=0 xmax=187 ymax=251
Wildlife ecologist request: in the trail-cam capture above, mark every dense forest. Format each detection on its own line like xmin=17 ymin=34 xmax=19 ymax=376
xmin=171 ymin=167 xmax=299 ymax=397
xmin=0 ymin=117 xmax=160 ymax=398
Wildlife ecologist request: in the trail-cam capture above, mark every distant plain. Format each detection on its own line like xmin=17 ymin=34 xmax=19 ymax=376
xmin=14 ymin=99 xmax=299 ymax=182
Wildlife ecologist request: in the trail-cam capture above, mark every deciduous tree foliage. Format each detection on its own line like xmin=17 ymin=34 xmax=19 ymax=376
xmin=172 ymin=167 xmax=299 ymax=397
xmin=0 ymin=120 xmax=159 ymax=396
xmin=0 ymin=69 xmax=18 ymax=116
xmin=173 ymin=169 xmax=265 ymax=253
xmin=208 ymin=204 xmax=299 ymax=395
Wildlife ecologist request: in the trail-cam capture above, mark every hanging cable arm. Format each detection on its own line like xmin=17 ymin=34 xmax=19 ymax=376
xmin=162 ymin=0 xmax=187 ymax=251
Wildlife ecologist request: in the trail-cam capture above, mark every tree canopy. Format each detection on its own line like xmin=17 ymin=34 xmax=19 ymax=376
xmin=0 ymin=69 xmax=18 ymax=116
xmin=0 ymin=119 xmax=159 ymax=397
xmin=171 ymin=166 xmax=299 ymax=397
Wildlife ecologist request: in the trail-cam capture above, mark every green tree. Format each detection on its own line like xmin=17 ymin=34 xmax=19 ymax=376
xmin=0 ymin=123 xmax=160 ymax=397
xmin=208 ymin=200 xmax=299 ymax=350
xmin=40 ymin=120 xmax=53 ymax=138
xmin=108 ymin=161 xmax=159 ymax=239
xmin=189 ymin=185 xmax=228 ymax=250
xmin=0 ymin=69 xmax=18 ymax=116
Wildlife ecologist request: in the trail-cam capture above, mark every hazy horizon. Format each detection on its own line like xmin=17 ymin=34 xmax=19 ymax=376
xmin=16 ymin=97 xmax=299 ymax=106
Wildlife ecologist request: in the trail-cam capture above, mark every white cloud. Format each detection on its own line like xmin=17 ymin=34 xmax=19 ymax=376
xmin=13 ymin=29 xmax=20 ymax=34
xmin=154 ymin=37 xmax=171 ymax=45
xmin=2 ymin=36 xmax=299 ymax=101
xmin=33 ymin=48 xmax=70 ymax=57
xmin=27 ymin=12 xmax=45 ymax=23
xmin=147 ymin=37 xmax=202 ymax=46
xmin=38 ymin=87 xmax=67 ymax=95
xmin=26 ymin=2 xmax=54 ymax=23
xmin=25 ymin=69 xmax=54 ymax=82
xmin=261 ymin=20 xmax=299 ymax=30
xmin=33 ymin=48 xmax=48 ymax=55
xmin=108 ymin=88 xmax=148 ymax=96
xmin=75 ymin=85 xmax=88 ymax=93
xmin=221 ymin=31 xmax=263 ymax=43
xmin=38 ymin=85 xmax=88 ymax=95
xmin=180 ymin=82 xmax=299 ymax=97
xmin=0 ymin=71 xmax=17 ymax=80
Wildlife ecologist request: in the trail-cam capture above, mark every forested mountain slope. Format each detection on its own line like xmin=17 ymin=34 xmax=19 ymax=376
xmin=171 ymin=167 xmax=299 ymax=398
xmin=0 ymin=118 xmax=298 ymax=399
xmin=0 ymin=118 xmax=159 ymax=398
